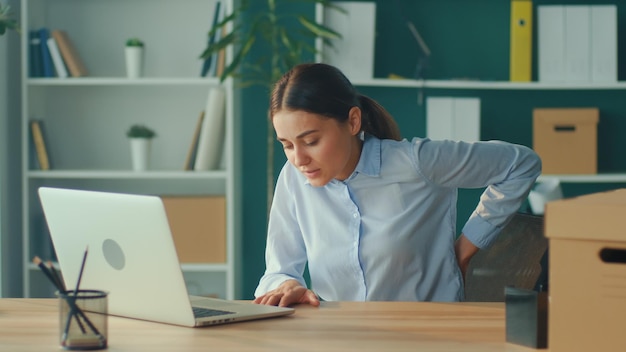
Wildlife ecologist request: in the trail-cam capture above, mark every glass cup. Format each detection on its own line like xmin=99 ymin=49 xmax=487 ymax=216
xmin=56 ymin=290 xmax=108 ymax=350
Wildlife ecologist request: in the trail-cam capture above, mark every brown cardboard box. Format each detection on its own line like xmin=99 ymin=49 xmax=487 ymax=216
xmin=545 ymin=189 xmax=626 ymax=351
xmin=533 ymin=108 xmax=598 ymax=174
xmin=162 ymin=196 xmax=226 ymax=263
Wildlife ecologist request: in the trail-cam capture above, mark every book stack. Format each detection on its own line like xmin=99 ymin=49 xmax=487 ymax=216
xmin=29 ymin=28 xmax=88 ymax=78
xmin=538 ymin=5 xmax=617 ymax=83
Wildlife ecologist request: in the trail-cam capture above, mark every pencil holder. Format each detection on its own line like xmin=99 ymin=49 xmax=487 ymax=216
xmin=56 ymin=289 xmax=108 ymax=350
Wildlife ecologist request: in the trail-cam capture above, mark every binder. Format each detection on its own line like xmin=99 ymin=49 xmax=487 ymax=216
xmin=590 ymin=5 xmax=617 ymax=83
xmin=426 ymin=97 xmax=481 ymax=142
xmin=538 ymin=6 xmax=565 ymax=82
xmin=426 ymin=97 xmax=454 ymax=141
xmin=564 ymin=6 xmax=590 ymax=83
xmin=323 ymin=2 xmax=376 ymax=81
xmin=38 ymin=28 xmax=55 ymax=77
xmin=28 ymin=30 xmax=44 ymax=77
xmin=509 ymin=0 xmax=532 ymax=82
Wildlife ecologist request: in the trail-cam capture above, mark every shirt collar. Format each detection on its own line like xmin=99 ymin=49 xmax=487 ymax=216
xmin=303 ymin=134 xmax=382 ymax=186
xmin=354 ymin=133 xmax=381 ymax=177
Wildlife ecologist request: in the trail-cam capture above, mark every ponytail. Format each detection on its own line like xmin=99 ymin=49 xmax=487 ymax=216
xmin=358 ymin=95 xmax=402 ymax=141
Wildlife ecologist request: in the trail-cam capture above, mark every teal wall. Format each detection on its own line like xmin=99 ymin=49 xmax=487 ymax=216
xmin=238 ymin=0 xmax=626 ymax=298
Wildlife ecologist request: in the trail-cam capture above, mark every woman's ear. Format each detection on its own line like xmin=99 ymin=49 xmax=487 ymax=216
xmin=348 ymin=107 xmax=362 ymax=136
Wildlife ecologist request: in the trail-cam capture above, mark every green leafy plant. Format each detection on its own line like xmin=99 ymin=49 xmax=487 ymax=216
xmin=200 ymin=0 xmax=345 ymax=213
xmin=0 ymin=3 xmax=19 ymax=36
xmin=125 ymin=37 xmax=144 ymax=47
xmin=126 ymin=124 xmax=156 ymax=138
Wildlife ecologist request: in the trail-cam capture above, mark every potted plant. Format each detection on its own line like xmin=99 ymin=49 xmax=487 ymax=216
xmin=125 ymin=37 xmax=144 ymax=78
xmin=126 ymin=124 xmax=155 ymax=171
xmin=200 ymin=0 xmax=344 ymax=213
xmin=0 ymin=3 xmax=19 ymax=36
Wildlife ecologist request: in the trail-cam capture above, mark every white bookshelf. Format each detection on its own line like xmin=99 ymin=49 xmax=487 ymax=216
xmin=20 ymin=0 xmax=240 ymax=299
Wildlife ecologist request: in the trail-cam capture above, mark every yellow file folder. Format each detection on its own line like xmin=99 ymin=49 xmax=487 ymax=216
xmin=510 ymin=0 xmax=533 ymax=81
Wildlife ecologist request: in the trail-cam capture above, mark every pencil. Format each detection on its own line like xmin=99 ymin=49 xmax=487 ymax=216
xmin=32 ymin=256 xmax=62 ymax=291
xmin=46 ymin=260 xmax=66 ymax=291
xmin=63 ymin=247 xmax=102 ymax=340
xmin=74 ymin=246 xmax=89 ymax=294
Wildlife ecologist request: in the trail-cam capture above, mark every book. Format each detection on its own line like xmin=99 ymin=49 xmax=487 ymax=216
xmin=46 ymin=36 xmax=69 ymax=78
xmin=509 ymin=0 xmax=532 ymax=82
xmin=28 ymin=30 xmax=44 ymax=77
xmin=51 ymin=30 xmax=88 ymax=77
xmin=27 ymin=125 xmax=41 ymax=170
xmin=30 ymin=120 xmax=51 ymax=170
xmin=184 ymin=111 xmax=205 ymax=170
xmin=201 ymin=1 xmax=222 ymax=77
xmin=207 ymin=3 xmax=225 ymax=77
xmin=194 ymin=87 xmax=226 ymax=170
xmin=38 ymin=28 xmax=55 ymax=77
xmin=213 ymin=15 xmax=228 ymax=78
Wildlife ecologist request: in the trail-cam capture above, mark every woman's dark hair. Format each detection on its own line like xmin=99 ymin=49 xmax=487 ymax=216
xmin=270 ymin=63 xmax=401 ymax=141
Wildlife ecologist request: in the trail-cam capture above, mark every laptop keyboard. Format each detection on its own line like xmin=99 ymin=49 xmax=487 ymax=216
xmin=192 ymin=306 xmax=235 ymax=318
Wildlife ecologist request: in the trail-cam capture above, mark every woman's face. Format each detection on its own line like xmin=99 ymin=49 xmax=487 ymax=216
xmin=273 ymin=108 xmax=362 ymax=187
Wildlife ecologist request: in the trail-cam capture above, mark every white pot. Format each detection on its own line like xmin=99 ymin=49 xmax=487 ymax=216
xmin=125 ymin=46 xmax=144 ymax=78
xmin=129 ymin=138 xmax=151 ymax=171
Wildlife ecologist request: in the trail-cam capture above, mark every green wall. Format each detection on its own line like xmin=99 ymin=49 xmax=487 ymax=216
xmin=239 ymin=0 xmax=626 ymax=298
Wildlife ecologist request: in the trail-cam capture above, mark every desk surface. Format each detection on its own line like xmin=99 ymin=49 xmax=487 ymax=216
xmin=0 ymin=299 xmax=542 ymax=351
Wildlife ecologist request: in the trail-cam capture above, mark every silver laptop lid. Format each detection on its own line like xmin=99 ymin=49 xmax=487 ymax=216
xmin=39 ymin=187 xmax=198 ymax=327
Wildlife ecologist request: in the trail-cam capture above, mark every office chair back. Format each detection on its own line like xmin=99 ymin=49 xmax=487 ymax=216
xmin=464 ymin=212 xmax=548 ymax=302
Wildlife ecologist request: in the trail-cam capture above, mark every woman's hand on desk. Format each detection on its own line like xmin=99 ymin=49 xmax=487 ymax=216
xmin=253 ymin=279 xmax=320 ymax=307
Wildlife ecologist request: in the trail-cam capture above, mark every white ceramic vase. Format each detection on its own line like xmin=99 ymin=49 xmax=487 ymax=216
xmin=125 ymin=46 xmax=144 ymax=78
xmin=129 ymin=138 xmax=151 ymax=171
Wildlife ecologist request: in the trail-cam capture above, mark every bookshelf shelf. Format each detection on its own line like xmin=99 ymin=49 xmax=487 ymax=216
xmin=21 ymin=0 xmax=240 ymax=300
xmin=27 ymin=77 xmax=222 ymax=86
xmin=538 ymin=173 xmax=626 ymax=183
xmin=349 ymin=78 xmax=626 ymax=90
xmin=27 ymin=170 xmax=228 ymax=179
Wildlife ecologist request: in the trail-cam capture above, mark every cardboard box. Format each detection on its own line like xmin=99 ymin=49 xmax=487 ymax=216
xmin=533 ymin=108 xmax=598 ymax=174
xmin=545 ymin=189 xmax=626 ymax=351
xmin=162 ymin=196 xmax=226 ymax=263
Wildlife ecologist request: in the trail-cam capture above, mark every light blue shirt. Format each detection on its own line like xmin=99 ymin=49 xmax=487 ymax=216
xmin=255 ymin=135 xmax=541 ymax=302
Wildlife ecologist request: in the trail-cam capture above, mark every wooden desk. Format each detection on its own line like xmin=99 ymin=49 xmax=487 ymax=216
xmin=0 ymin=299 xmax=541 ymax=351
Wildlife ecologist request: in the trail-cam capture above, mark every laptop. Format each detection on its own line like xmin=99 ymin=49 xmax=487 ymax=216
xmin=38 ymin=186 xmax=294 ymax=327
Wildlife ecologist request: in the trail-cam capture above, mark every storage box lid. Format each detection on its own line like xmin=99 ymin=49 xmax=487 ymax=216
xmin=534 ymin=108 xmax=599 ymax=125
xmin=545 ymin=189 xmax=626 ymax=242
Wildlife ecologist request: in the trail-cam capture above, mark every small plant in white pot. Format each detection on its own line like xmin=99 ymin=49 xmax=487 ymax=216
xmin=126 ymin=124 xmax=155 ymax=171
xmin=125 ymin=37 xmax=144 ymax=78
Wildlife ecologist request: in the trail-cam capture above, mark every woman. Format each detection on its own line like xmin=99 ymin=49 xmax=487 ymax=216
xmin=253 ymin=63 xmax=541 ymax=307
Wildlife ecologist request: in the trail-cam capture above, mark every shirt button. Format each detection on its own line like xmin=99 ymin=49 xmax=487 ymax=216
xmin=353 ymin=213 xmax=358 ymax=218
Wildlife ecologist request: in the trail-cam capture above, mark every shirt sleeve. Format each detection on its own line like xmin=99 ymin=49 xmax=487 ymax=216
xmin=254 ymin=163 xmax=309 ymax=297
xmin=412 ymin=138 xmax=542 ymax=249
